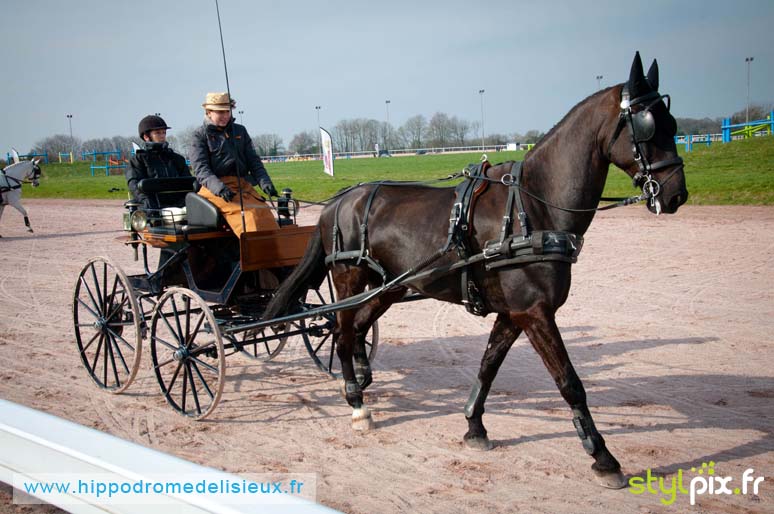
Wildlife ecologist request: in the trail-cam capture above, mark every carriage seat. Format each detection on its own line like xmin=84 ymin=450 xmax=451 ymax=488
xmin=137 ymin=177 xmax=198 ymax=210
xmin=141 ymin=193 xmax=227 ymax=237
xmin=184 ymin=193 xmax=227 ymax=231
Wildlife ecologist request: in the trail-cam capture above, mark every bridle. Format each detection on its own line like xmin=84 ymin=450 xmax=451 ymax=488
xmin=28 ymin=163 xmax=41 ymax=187
xmin=605 ymin=85 xmax=683 ymax=212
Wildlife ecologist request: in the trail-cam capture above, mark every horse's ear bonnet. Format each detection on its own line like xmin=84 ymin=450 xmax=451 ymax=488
xmin=627 ymin=52 xmax=651 ymax=98
xmin=646 ymin=59 xmax=659 ymax=91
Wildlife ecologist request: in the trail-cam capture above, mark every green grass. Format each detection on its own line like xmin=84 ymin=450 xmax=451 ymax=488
xmin=23 ymin=137 xmax=774 ymax=204
xmin=602 ymin=136 xmax=774 ymax=205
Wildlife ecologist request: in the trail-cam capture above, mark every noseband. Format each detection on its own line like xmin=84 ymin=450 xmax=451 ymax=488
xmin=30 ymin=164 xmax=41 ymax=187
xmin=605 ymin=86 xmax=683 ymax=207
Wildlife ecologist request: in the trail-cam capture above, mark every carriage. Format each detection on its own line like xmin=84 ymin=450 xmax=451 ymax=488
xmin=72 ymin=177 xmax=379 ymax=419
xmin=73 ymin=53 xmax=689 ymax=489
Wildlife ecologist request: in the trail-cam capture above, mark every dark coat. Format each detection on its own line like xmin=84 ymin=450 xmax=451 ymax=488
xmin=189 ymin=119 xmax=274 ymax=196
xmin=126 ymin=143 xmax=191 ymax=208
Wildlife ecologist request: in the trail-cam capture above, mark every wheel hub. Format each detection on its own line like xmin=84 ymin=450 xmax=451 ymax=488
xmin=173 ymin=346 xmax=190 ymax=362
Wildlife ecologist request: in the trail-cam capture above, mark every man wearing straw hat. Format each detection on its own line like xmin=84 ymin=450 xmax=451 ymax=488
xmin=190 ymin=92 xmax=279 ymax=237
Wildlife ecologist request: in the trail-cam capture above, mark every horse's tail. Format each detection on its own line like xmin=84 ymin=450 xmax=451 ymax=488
xmin=262 ymin=226 xmax=328 ymax=321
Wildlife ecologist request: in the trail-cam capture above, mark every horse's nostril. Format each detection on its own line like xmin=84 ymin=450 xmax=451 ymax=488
xmin=668 ymin=191 xmax=688 ymax=211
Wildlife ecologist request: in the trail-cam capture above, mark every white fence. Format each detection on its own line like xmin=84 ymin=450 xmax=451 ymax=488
xmin=0 ymin=399 xmax=337 ymax=513
xmin=264 ymin=144 xmax=515 ymax=163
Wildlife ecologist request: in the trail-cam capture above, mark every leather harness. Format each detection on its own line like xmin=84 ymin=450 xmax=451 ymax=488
xmin=324 ymin=160 xmax=583 ymax=316
xmin=0 ymin=171 xmax=23 ymax=194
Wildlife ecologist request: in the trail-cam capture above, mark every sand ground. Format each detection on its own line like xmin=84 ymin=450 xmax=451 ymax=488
xmin=0 ymin=200 xmax=772 ymax=513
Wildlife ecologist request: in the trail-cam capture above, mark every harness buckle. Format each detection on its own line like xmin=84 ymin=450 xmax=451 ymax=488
xmin=642 ymin=178 xmax=660 ymax=199
xmin=449 ymin=202 xmax=462 ymax=225
xmin=501 ymin=174 xmax=514 ymax=186
xmin=483 ymin=244 xmax=501 ymax=259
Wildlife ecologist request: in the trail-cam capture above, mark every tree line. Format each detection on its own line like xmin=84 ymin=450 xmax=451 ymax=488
xmin=24 ymin=104 xmax=772 ymax=161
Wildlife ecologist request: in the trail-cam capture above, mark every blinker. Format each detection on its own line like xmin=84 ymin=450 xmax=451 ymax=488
xmin=631 ymin=110 xmax=656 ymax=142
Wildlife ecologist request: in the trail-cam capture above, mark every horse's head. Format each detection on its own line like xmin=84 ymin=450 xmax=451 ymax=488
xmin=607 ymin=52 xmax=688 ymax=214
xmin=3 ymin=159 xmax=42 ymax=187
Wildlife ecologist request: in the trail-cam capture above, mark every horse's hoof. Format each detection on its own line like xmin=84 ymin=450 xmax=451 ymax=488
xmin=594 ymin=469 xmax=627 ymax=489
xmin=27 ymin=229 xmax=33 ymax=233
xmin=351 ymin=407 xmax=374 ymax=432
xmin=464 ymin=436 xmax=494 ymax=451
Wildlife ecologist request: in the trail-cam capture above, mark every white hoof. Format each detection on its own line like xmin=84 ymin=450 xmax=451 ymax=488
xmin=352 ymin=406 xmax=374 ymax=432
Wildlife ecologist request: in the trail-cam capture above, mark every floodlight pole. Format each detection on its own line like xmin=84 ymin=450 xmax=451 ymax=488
xmin=745 ymin=57 xmax=754 ymax=125
xmin=479 ymin=89 xmax=485 ymax=151
xmin=385 ymin=100 xmax=391 ymax=151
xmin=66 ymin=114 xmax=73 ymax=155
xmin=315 ymin=105 xmax=321 ymax=158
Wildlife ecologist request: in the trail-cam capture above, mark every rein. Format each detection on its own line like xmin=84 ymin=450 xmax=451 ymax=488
xmin=472 ymin=169 xmax=645 ymax=214
xmin=293 ymin=173 xmax=468 ymax=208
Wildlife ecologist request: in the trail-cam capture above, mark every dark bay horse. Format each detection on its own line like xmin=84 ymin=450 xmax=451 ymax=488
xmin=264 ymin=53 xmax=688 ymax=488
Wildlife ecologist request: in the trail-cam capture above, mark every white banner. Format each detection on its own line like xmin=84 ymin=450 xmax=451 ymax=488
xmin=320 ymin=127 xmax=334 ymax=177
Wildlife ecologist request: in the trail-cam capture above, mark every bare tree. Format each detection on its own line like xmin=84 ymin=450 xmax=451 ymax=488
xmin=427 ymin=112 xmax=451 ymax=148
xmin=31 ymin=134 xmax=82 ymax=159
xmin=110 ymin=136 xmax=135 ymax=159
xmin=730 ymin=103 xmax=773 ymax=124
xmin=449 ymin=116 xmax=471 ymax=146
xmin=253 ymin=133 xmax=284 ymax=156
xmin=173 ymin=125 xmax=199 ymax=158
xmin=401 ymin=115 xmax=427 ymax=149
xmin=523 ymin=130 xmax=545 ymax=144
xmin=484 ymin=133 xmax=509 ymax=146
xmin=509 ymin=132 xmax=525 ymax=144
xmin=332 ymin=120 xmax=355 ymax=153
xmin=288 ymin=131 xmax=318 ymax=155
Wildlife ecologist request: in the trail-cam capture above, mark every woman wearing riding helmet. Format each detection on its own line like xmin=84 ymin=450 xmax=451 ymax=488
xmin=126 ymin=115 xmax=191 ymax=209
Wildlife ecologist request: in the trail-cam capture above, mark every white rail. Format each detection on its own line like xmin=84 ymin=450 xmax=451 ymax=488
xmin=0 ymin=399 xmax=337 ymax=513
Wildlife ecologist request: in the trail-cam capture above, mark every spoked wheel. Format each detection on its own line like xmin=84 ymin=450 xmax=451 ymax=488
xmin=302 ymin=273 xmax=379 ymax=378
xmin=237 ymin=324 xmax=291 ymax=361
xmin=150 ymin=287 xmax=225 ymax=420
xmin=73 ymin=257 xmax=142 ymax=393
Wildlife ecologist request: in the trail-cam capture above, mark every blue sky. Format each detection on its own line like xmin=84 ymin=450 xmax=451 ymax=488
xmin=2 ymin=0 xmax=772 ymax=152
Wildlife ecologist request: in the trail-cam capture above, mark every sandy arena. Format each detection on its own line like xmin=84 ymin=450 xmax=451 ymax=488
xmin=0 ymin=200 xmax=772 ymax=513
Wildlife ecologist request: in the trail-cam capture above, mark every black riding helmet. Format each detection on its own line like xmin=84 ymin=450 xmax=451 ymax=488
xmin=138 ymin=115 xmax=171 ymax=139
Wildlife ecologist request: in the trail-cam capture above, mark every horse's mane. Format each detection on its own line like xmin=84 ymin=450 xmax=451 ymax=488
xmin=528 ymin=85 xmax=619 ymax=155
xmin=2 ymin=161 xmax=31 ymax=178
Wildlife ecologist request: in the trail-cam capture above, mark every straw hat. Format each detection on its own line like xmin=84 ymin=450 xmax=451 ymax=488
xmin=202 ymin=92 xmax=235 ymax=111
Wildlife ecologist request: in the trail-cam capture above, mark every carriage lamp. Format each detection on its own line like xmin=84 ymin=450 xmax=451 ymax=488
xmin=277 ymin=189 xmax=292 ymax=217
xmin=130 ymin=210 xmax=148 ymax=232
xmin=277 ymin=188 xmax=299 ymax=225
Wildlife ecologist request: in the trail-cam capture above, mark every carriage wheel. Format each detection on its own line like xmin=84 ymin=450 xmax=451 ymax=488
xmin=237 ymin=324 xmax=291 ymax=361
xmin=73 ymin=257 xmax=143 ymax=393
xmin=150 ymin=288 xmax=225 ymax=420
xmin=302 ymin=272 xmax=379 ymax=378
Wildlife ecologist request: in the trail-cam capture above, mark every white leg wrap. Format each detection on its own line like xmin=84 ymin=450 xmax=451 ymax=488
xmin=351 ymin=406 xmax=373 ymax=431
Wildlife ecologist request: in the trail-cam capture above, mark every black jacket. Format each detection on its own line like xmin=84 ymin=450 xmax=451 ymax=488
xmin=126 ymin=143 xmax=191 ymax=208
xmin=189 ymin=119 xmax=274 ymax=196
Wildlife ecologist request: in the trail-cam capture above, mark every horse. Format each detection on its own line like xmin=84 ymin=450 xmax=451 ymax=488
xmin=0 ymin=155 xmax=41 ymax=237
xmin=263 ymin=52 xmax=688 ymax=489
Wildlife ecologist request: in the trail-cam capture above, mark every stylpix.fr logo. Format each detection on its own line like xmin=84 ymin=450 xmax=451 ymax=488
xmin=628 ymin=461 xmax=765 ymax=506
